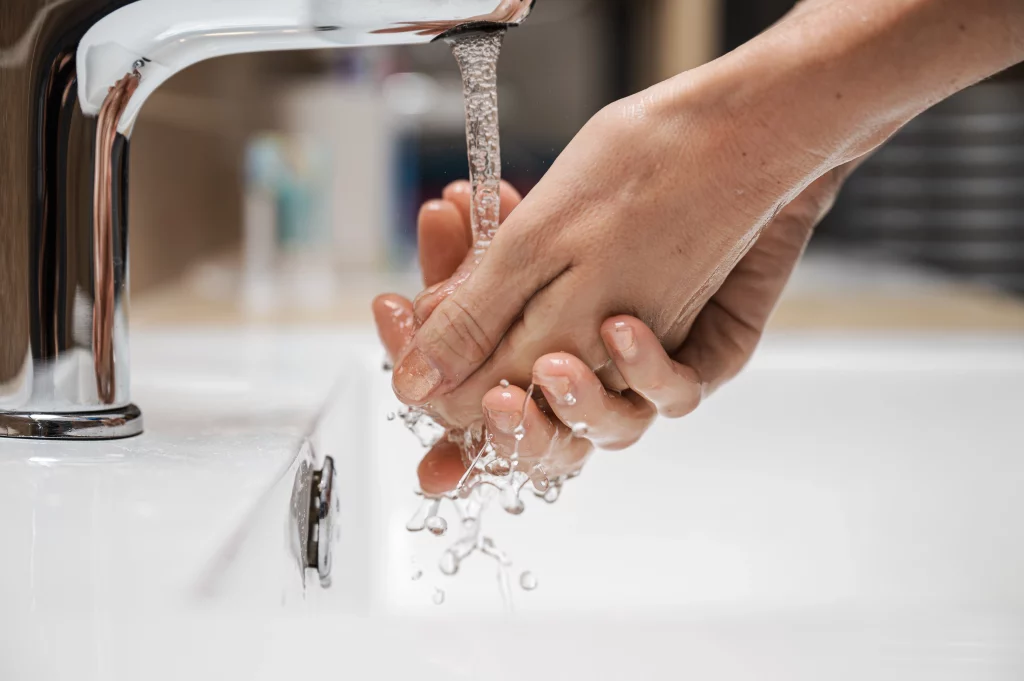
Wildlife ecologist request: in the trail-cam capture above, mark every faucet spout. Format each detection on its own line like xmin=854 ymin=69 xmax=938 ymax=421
xmin=0 ymin=0 xmax=535 ymax=439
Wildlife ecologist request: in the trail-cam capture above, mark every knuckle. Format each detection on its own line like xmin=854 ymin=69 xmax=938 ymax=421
xmin=660 ymin=395 xmax=700 ymax=419
xmin=657 ymin=379 xmax=702 ymax=419
xmin=593 ymin=414 xmax=654 ymax=452
xmin=427 ymin=299 xmax=494 ymax=365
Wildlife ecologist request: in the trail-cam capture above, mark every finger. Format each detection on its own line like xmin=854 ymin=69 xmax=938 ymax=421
xmin=442 ymin=181 xmax=473 ymax=245
xmin=392 ymin=211 xmax=564 ymax=405
xmin=414 ymin=180 xmax=525 ymax=321
xmin=600 ymin=316 xmax=703 ymax=419
xmin=418 ymin=200 xmax=471 ymax=287
xmin=481 ymin=385 xmax=592 ymax=479
xmin=416 ymin=271 xmax=614 ymax=428
xmin=443 ymin=179 xmax=524 ymax=241
xmin=532 ymin=352 xmax=655 ymax=450
xmin=372 ymin=294 xmax=417 ymax=361
xmin=417 ymin=440 xmax=468 ymax=496
xmin=481 ymin=385 xmax=557 ymax=462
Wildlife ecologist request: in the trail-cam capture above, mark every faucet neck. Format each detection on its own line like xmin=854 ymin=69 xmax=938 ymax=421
xmin=0 ymin=0 xmax=139 ymax=435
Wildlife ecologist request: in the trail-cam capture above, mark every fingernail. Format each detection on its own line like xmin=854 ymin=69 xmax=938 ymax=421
xmin=533 ymin=365 xmax=576 ymax=406
xmin=608 ymin=322 xmax=637 ymax=361
xmin=485 ymin=406 xmax=521 ymax=434
xmin=393 ymin=348 xmax=442 ymax=403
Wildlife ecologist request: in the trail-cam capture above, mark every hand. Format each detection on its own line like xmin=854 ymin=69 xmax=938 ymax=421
xmin=374 ymin=181 xmax=594 ymax=495
xmin=391 ymin=73 xmax=859 ymax=429
xmin=384 ymin=0 xmax=1024 ymax=483
xmin=373 ymin=180 xmax=518 ymax=495
xmin=390 ymin=0 xmax=1024 ymax=428
xmin=376 ymin=181 xmax=713 ymax=495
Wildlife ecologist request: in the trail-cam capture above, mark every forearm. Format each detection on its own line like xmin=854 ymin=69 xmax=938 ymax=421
xmin=661 ymin=0 xmax=1024 ymax=190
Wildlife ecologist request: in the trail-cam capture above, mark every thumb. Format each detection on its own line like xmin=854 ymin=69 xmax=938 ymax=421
xmin=392 ymin=212 xmax=563 ymax=405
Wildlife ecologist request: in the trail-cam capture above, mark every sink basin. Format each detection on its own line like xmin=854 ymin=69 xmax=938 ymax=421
xmin=2 ymin=329 xmax=1023 ymax=680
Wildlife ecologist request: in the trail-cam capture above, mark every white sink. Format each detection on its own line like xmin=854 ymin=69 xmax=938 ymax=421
xmin=1 ymin=329 xmax=1023 ymax=680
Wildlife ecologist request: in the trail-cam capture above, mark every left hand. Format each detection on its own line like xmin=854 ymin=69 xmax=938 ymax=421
xmin=374 ymin=181 xmax=593 ymax=495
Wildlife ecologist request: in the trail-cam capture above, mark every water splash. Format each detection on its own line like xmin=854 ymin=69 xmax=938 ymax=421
xmin=425 ymin=515 xmax=448 ymax=537
xmin=406 ymin=496 xmax=440 ymax=532
xmin=394 ymin=407 xmax=446 ymax=448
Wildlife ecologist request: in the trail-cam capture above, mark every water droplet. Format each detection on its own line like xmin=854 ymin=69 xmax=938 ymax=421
xmin=480 ymin=537 xmax=513 ymax=566
xmin=406 ymin=497 xmax=440 ymax=532
xmin=502 ymin=497 xmax=525 ymax=516
xmin=571 ymin=422 xmax=589 ymax=438
xmin=519 ymin=571 xmax=538 ymax=591
xmin=411 ymin=568 xmax=423 ymax=581
xmin=433 ymin=588 xmax=446 ymax=605
xmin=485 ymin=458 xmax=511 ymax=476
xmin=386 ymin=412 xmax=396 ymax=421
xmin=425 ymin=515 xmax=448 ymax=537
xmin=543 ymin=485 xmax=561 ymax=504
xmin=439 ymin=550 xmax=459 ymax=576
xmin=513 ymin=425 xmax=525 ymax=442
xmin=532 ymin=476 xmax=550 ymax=492
xmin=499 ymin=379 xmax=510 ymax=388
xmin=396 ymin=407 xmax=446 ymax=448
xmin=564 ymin=392 xmax=577 ymax=406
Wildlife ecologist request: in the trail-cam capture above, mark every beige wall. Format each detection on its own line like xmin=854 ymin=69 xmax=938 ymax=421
xmin=627 ymin=0 xmax=722 ymax=90
xmin=656 ymin=0 xmax=722 ymax=80
xmin=128 ymin=55 xmax=278 ymax=293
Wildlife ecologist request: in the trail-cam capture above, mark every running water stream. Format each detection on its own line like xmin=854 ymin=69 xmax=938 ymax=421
xmin=450 ymin=29 xmax=505 ymax=263
xmin=394 ymin=28 xmax=575 ymax=609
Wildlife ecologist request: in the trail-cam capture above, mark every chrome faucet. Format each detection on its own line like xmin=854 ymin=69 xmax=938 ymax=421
xmin=0 ymin=0 xmax=533 ymax=440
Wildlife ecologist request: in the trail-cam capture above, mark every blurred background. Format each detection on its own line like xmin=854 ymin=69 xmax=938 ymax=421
xmin=128 ymin=0 xmax=1024 ymax=330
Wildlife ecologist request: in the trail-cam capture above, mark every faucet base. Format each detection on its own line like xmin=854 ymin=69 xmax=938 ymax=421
xmin=0 ymin=405 xmax=143 ymax=440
